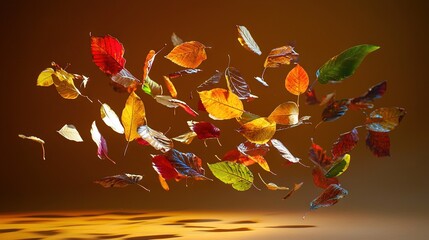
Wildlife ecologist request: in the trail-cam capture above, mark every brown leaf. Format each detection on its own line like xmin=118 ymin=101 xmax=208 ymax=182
xmin=264 ymin=46 xmax=299 ymax=68
xmin=283 ymin=182 xmax=303 ymax=200
xmin=94 ymin=173 xmax=150 ymax=192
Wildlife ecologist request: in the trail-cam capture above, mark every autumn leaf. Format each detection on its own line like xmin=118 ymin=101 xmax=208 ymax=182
xmin=270 ymin=139 xmax=308 ymax=167
xmin=207 ymin=161 xmax=257 ymax=191
xmin=366 ymin=130 xmax=390 ymax=157
xmin=163 ymin=76 xmax=178 ymax=98
xmin=237 ymin=117 xmax=276 ymax=144
xmin=237 ymin=141 xmax=270 ymax=157
xmin=312 ymin=167 xmax=339 ymax=189
xmin=268 ymin=101 xmax=299 ymax=125
xmin=236 ymin=111 xmax=261 ymax=125
xmin=168 ymin=68 xmax=202 ymax=79
xmin=121 ymin=91 xmax=146 ymax=144
xmin=143 ymin=46 xmax=165 ymax=82
xmin=225 ymin=66 xmax=257 ymax=101
xmin=258 ymin=173 xmax=288 ymax=191
xmin=154 ymin=95 xmax=198 ymax=117
xmin=305 ymin=88 xmax=320 ymax=105
xmin=197 ymin=70 xmax=222 ymax=90
xmin=37 ymin=68 xmax=55 ymax=87
xmin=366 ymin=107 xmax=406 ymax=132
xmin=264 ymin=46 xmax=299 ymax=68
xmin=198 ymin=88 xmax=244 ymax=120
xmin=90 ymin=121 xmax=115 ymax=164
xmin=18 ymin=134 xmax=46 ymax=160
xmin=137 ymin=125 xmax=173 ymax=153
xmin=236 ymin=25 xmax=261 ymax=55
xmin=172 ymin=131 xmax=198 ymax=144
xmin=309 ymin=141 xmax=334 ymax=169
xmin=222 ymin=148 xmax=271 ymax=173
xmin=164 ymin=149 xmax=211 ymax=181
xmin=165 ymin=41 xmax=208 ymax=68
xmin=283 ymin=182 xmax=304 ymax=200
xmin=188 ymin=120 xmax=221 ymax=145
xmin=317 ymin=44 xmax=380 ymax=84
xmin=152 ymin=154 xmax=181 ymax=180
xmin=171 ymin=32 xmax=183 ymax=46
xmin=325 ymin=154 xmax=351 ymax=178
xmin=321 ymin=99 xmax=350 ymax=122
xmin=331 ymin=128 xmax=359 ymax=159
xmin=142 ymin=76 xmax=163 ymax=97
xmin=90 ymin=34 xmax=126 ymax=75
xmin=57 ymin=124 xmax=84 ymax=142
xmin=99 ymin=102 xmax=124 ymax=134
xmin=350 ymin=81 xmax=387 ymax=110
xmin=110 ymin=68 xmax=141 ymax=93
xmin=285 ymin=64 xmax=309 ymax=96
xmin=254 ymin=77 xmax=269 ymax=87
xmin=310 ymin=184 xmax=348 ymax=210
xmin=94 ymin=173 xmax=150 ymax=192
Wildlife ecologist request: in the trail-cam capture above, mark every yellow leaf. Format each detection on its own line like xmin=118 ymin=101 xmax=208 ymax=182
xmin=237 ymin=117 xmax=276 ymax=144
xmin=121 ymin=92 xmax=146 ymax=142
xmin=198 ymin=88 xmax=244 ymax=120
xmin=248 ymin=155 xmax=271 ymax=173
xmin=268 ymin=101 xmax=299 ymax=125
xmin=52 ymin=73 xmax=81 ymax=99
xmin=285 ymin=64 xmax=309 ymax=95
xmin=165 ymin=41 xmax=207 ymax=68
xmin=172 ymin=131 xmax=198 ymax=144
xmin=258 ymin=173 xmax=289 ymax=191
xmin=163 ymin=76 xmax=177 ymax=98
xmin=37 ymin=68 xmax=55 ymax=87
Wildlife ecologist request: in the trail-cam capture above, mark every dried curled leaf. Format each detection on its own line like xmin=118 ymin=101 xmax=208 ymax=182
xmin=165 ymin=41 xmax=208 ymax=68
xmin=168 ymin=68 xmax=202 ymax=79
xmin=264 ymin=46 xmax=299 ymax=68
xmin=90 ymin=34 xmax=126 ymax=75
xmin=171 ymin=32 xmax=183 ymax=46
xmin=121 ymin=92 xmax=146 ymax=143
xmin=137 ymin=125 xmax=173 ymax=153
xmin=110 ymin=68 xmax=140 ymax=93
xmin=198 ymin=88 xmax=244 ymax=120
xmin=366 ymin=107 xmax=406 ymax=133
xmin=172 ymin=131 xmax=198 ymax=145
xmin=310 ymin=184 xmax=348 ymax=210
xmin=155 ymin=95 xmax=198 ymax=117
xmin=237 ymin=117 xmax=276 ymax=144
xmin=94 ymin=173 xmax=150 ymax=192
xmin=350 ymin=81 xmax=387 ymax=110
xmin=331 ymin=128 xmax=359 ymax=159
xmin=142 ymin=76 xmax=163 ymax=97
xmin=18 ymin=134 xmax=46 ymax=160
xmin=283 ymin=182 xmax=304 ymax=200
xmin=258 ymin=173 xmax=288 ymax=191
xmin=236 ymin=25 xmax=261 ymax=55
xmin=268 ymin=101 xmax=299 ymax=125
xmin=197 ymin=70 xmax=222 ymax=90
xmin=366 ymin=130 xmax=390 ymax=157
xmin=57 ymin=124 xmax=84 ymax=142
xmin=207 ymin=161 xmax=255 ymax=191
xmin=100 ymin=102 xmax=124 ymax=134
xmin=270 ymin=139 xmax=304 ymax=166
xmin=90 ymin=121 xmax=115 ymax=164
xmin=285 ymin=64 xmax=309 ymax=96
xmin=322 ymin=99 xmax=350 ymax=122
xmin=237 ymin=141 xmax=270 ymax=157
xmin=225 ymin=66 xmax=257 ymax=101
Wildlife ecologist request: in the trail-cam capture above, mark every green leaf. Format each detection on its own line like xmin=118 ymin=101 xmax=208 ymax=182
xmin=207 ymin=162 xmax=254 ymax=191
xmin=325 ymin=154 xmax=351 ymax=178
xmin=317 ymin=44 xmax=380 ymax=84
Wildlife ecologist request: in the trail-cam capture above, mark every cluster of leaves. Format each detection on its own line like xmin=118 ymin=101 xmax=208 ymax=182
xmin=20 ymin=25 xmax=405 ymax=213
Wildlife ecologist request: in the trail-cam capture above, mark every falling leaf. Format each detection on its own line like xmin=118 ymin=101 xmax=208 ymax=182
xmin=366 ymin=130 xmax=390 ymax=157
xmin=165 ymin=41 xmax=208 ymax=68
xmin=121 ymin=92 xmax=146 ymax=143
xmin=236 ymin=111 xmax=261 ymax=125
xmin=312 ymin=167 xmax=339 ymax=189
xmin=158 ymin=175 xmax=170 ymax=191
xmin=143 ymin=50 xmax=156 ymax=82
xmin=100 ymin=102 xmax=124 ymax=134
xmin=171 ymin=32 xmax=183 ymax=46
xmin=283 ymin=182 xmax=304 ymax=200
xmin=325 ymin=154 xmax=351 ymax=178
xmin=310 ymin=184 xmax=348 ymax=210
xmin=207 ymin=161 xmax=256 ymax=191
xmin=225 ymin=66 xmax=257 ymax=101
xmin=285 ymin=64 xmax=309 ymax=96
xmin=366 ymin=107 xmax=406 ymax=132
xmin=94 ymin=173 xmax=150 ymax=192
xmin=18 ymin=134 xmax=46 ymax=160
xmin=163 ymin=76 xmax=178 ymax=98
xmin=188 ymin=121 xmax=220 ymax=140
xmin=237 ymin=141 xmax=270 ymax=156
xmin=90 ymin=34 xmax=126 ymax=75
xmin=137 ymin=125 xmax=173 ymax=153
xmin=142 ymin=76 xmax=163 ymax=97
xmin=254 ymin=77 xmax=269 ymax=87
xmin=309 ymin=141 xmax=334 ymax=169
xmin=317 ymin=44 xmax=380 ymax=84
xmin=237 ymin=117 xmax=276 ymax=144
xmin=168 ymin=68 xmax=202 ymax=79
xmin=37 ymin=68 xmax=55 ymax=87
xmin=155 ymin=95 xmax=199 ymax=117
xmin=198 ymin=88 xmax=244 ymax=120
xmin=236 ymin=25 xmax=261 ymax=55
xmin=270 ymin=139 xmax=307 ymax=167
xmin=79 ymin=75 xmax=90 ymax=88
xmin=331 ymin=128 xmax=359 ymax=159
xmin=172 ymin=131 xmax=198 ymax=144
xmin=152 ymin=154 xmax=181 ymax=180
xmin=110 ymin=68 xmax=141 ymax=93
xmin=57 ymin=124 xmax=84 ymax=142
xmin=305 ymin=88 xmax=320 ymax=105
xmin=197 ymin=70 xmax=222 ymax=90
xmin=319 ymin=92 xmax=336 ymax=106
xmin=264 ymin=46 xmax=299 ymax=68
xmin=322 ymin=99 xmax=350 ymax=122
xmin=51 ymin=73 xmax=82 ymax=100
xmin=222 ymin=149 xmax=271 ymax=173
xmin=164 ymin=149 xmax=211 ymax=181
xmin=258 ymin=173 xmax=288 ymax=190
xmin=248 ymin=155 xmax=272 ymax=173
xmin=350 ymin=81 xmax=387 ymax=110
xmin=90 ymin=121 xmax=115 ymax=164
xmin=268 ymin=101 xmax=299 ymax=125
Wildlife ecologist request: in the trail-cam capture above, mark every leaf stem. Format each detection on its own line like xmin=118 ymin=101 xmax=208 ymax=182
xmin=136 ymin=183 xmax=151 ymax=192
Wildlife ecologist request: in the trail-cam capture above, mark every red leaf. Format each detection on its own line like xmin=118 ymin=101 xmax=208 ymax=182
xmin=222 ymin=149 xmax=255 ymax=166
xmin=152 ymin=154 xmax=180 ymax=180
xmin=169 ymin=98 xmax=199 ymax=117
xmin=310 ymin=184 xmax=348 ymax=210
xmin=322 ymin=99 xmax=350 ymax=122
xmin=350 ymin=81 xmax=387 ymax=110
xmin=331 ymin=128 xmax=359 ymax=158
xmin=90 ymin=34 xmax=126 ymax=75
xmin=312 ymin=167 xmax=339 ymax=189
xmin=136 ymin=137 xmax=150 ymax=146
xmin=305 ymin=88 xmax=320 ymax=105
xmin=197 ymin=99 xmax=207 ymax=112
xmin=309 ymin=142 xmax=334 ymax=169
xmin=188 ymin=121 xmax=220 ymax=140
xmin=366 ymin=130 xmax=390 ymax=157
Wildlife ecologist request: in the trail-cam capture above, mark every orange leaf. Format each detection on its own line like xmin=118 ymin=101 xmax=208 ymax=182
xmin=163 ymin=76 xmax=177 ymax=98
xmin=268 ymin=101 xmax=299 ymax=125
xmin=285 ymin=64 xmax=309 ymax=95
xmin=198 ymin=88 xmax=244 ymax=120
xmin=165 ymin=41 xmax=207 ymax=68
xmin=143 ymin=50 xmax=155 ymax=81
xmin=237 ymin=117 xmax=276 ymax=144
xmin=264 ymin=46 xmax=299 ymax=68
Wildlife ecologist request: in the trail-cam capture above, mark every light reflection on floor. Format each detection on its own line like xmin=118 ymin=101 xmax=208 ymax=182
xmin=0 ymin=210 xmax=426 ymax=239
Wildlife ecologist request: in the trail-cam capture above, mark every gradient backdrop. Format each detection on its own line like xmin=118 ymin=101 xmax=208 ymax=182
xmin=1 ymin=0 xmax=428 ymax=224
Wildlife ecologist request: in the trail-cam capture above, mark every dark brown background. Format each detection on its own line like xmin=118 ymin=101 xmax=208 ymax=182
xmin=1 ymin=0 xmax=428 ymax=219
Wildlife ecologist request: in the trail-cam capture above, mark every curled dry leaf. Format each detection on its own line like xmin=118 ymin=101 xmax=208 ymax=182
xmin=366 ymin=107 xmax=406 ymax=133
xmin=198 ymin=88 xmax=244 ymax=120
xmin=57 ymin=124 xmax=84 ymax=142
xmin=331 ymin=128 xmax=359 ymax=159
xmin=137 ymin=125 xmax=173 ymax=153
xmin=188 ymin=121 xmax=220 ymax=140
xmin=258 ymin=173 xmax=288 ymax=190
xmin=309 ymin=141 xmax=335 ymax=169
xmin=155 ymin=95 xmax=198 ymax=117
xmin=197 ymin=70 xmax=222 ymax=91
xmin=285 ymin=64 xmax=309 ymax=96
xmin=18 ymin=134 xmax=46 ymax=160
xmin=237 ymin=117 xmax=276 ymax=144
xmin=168 ymin=68 xmax=202 ymax=79
xmin=283 ymin=182 xmax=304 ymax=200
xmin=237 ymin=141 xmax=270 ymax=156
xmin=90 ymin=34 xmax=126 ymax=75
xmin=268 ymin=101 xmax=299 ymax=125
xmin=366 ymin=130 xmax=390 ymax=157
xmin=305 ymin=88 xmax=320 ymax=105
xmin=90 ymin=121 xmax=115 ymax=164
xmin=270 ymin=139 xmax=308 ymax=167
xmin=171 ymin=32 xmax=183 ymax=46
xmin=225 ymin=66 xmax=257 ymax=101
xmin=264 ymin=46 xmax=299 ymax=68
xmin=207 ymin=161 xmax=256 ymax=191
xmin=254 ymin=76 xmax=269 ymax=87
xmin=172 ymin=131 xmax=198 ymax=145
xmin=325 ymin=154 xmax=351 ymax=178
xmin=100 ymin=102 xmax=124 ymax=134
xmin=163 ymin=76 xmax=178 ymax=98
xmin=165 ymin=41 xmax=208 ymax=68
xmin=94 ymin=173 xmax=150 ymax=192
xmin=142 ymin=76 xmax=163 ymax=97
xmin=322 ymin=99 xmax=350 ymax=122
xmin=110 ymin=68 xmax=141 ymax=93
xmin=310 ymin=184 xmax=348 ymax=210
xmin=236 ymin=25 xmax=262 ymax=55
xmin=350 ymin=81 xmax=387 ymax=110
xmin=121 ymin=92 xmax=146 ymax=144
xmin=312 ymin=167 xmax=339 ymax=189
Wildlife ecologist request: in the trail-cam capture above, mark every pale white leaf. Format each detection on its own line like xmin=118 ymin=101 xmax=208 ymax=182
xmin=237 ymin=25 xmax=262 ymax=55
xmin=57 ymin=124 xmax=84 ymax=142
xmin=100 ymin=103 xmax=125 ymax=134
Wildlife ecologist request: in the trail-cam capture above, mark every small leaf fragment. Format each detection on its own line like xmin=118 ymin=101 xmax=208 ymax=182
xmin=18 ymin=134 xmax=46 ymax=160
xmin=258 ymin=173 xmax=288 ymax=191
xmin=57 ymin=124 xmax=84 ymax=142
xmin=283 ymin=182 xmax=304 ymax=200
xmin=163 ymin=76 xmax=178 ymax=98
